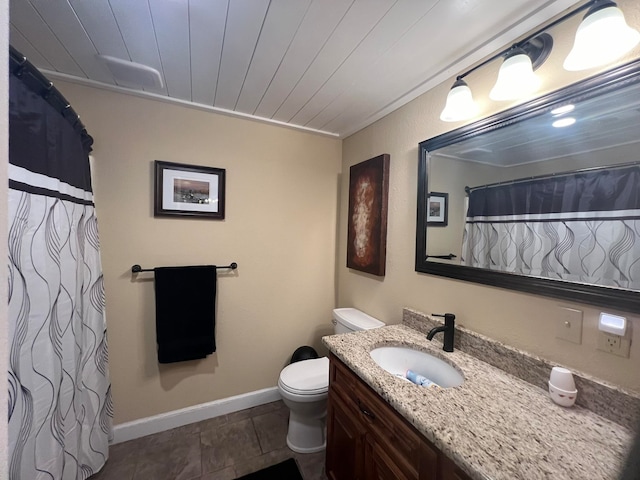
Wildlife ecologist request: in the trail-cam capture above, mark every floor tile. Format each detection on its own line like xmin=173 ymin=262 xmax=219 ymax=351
xmin=88 ymin=400 xmax=326 ymax=480
xmin=250 ymin=400 xmax=287 ymax=416
xmin=252 ymin=408 xmax=289 ymax=454
xmin=198 ymin=466 xmax=237 ymax=480
xmin=194 ymin=413 xmax=229 ymax=433
xmin=200 ymin=418 xmax=262 ymax=473
xmin=134 ymin=433 xmax=201 ymax=480
xmin=89 ymin=459 xmax=136 ymax=480
xmin=226 ymin=400 xmax=283 ymax=425
xmin=225 ymin=408 xmax=252 ymax=424
xmin=107 ymin=437 xmax=147 ymax=465
xmin=142 ymin=422 xmax=202 ymax=450
xmin=295 ymin=450 xmax=327 ymax=480
xmin=232 ymin=447 xmax=293 ymax=477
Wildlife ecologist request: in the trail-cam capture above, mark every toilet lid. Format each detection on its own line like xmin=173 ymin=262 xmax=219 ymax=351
xmin=279 ymin=357 xmax=329 ymax=395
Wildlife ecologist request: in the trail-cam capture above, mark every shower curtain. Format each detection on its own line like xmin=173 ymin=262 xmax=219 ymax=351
xmin=461 ymin=165 xmax=640 ymax=289
xmin=8 ymin=57 xmax=112 ymax=479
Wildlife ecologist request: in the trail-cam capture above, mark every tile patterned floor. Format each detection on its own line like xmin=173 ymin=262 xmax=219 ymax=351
xmin=90 ymin=401 xmax=327 ymax=480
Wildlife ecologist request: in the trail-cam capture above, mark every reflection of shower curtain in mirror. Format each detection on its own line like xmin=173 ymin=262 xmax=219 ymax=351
xmin=461 ymin=165 xmax=640 ymax=290
xmin=8 ymin=68 xmax=111 ymax=478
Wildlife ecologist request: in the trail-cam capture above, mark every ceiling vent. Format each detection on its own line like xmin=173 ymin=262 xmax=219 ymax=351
xmin=97 ymin=55 xmax=164 ymax=90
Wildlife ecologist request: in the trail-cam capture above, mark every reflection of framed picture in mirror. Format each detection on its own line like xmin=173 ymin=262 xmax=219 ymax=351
xmin=154 ymin=160 xmax=226 ymax=219
xmin=427 ymin=192 xmax=448 ymax=226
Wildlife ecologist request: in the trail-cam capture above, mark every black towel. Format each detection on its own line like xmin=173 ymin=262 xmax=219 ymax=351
xmin=154 ymin=265 xmax=217 ymax=363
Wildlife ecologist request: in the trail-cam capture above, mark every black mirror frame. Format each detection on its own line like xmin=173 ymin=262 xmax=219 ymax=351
xmin=416 ymin=58 xmax=640 ymax=314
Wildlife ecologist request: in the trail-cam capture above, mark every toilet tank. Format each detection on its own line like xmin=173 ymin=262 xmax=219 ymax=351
xmin=332 ymin=308 xmax=385 ymax=334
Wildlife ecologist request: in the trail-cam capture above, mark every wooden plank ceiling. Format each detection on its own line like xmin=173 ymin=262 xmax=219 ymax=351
xmin=10 ymin=0 xmax=580 ymax=137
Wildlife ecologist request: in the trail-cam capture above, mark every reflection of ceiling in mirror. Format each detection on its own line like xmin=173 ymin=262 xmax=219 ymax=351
xmin=432 ymin=80 xmax=640 ymax=168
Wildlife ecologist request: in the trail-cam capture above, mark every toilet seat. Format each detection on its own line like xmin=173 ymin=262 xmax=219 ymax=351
xmin=279 ymin=357 xmax=329 ymax=396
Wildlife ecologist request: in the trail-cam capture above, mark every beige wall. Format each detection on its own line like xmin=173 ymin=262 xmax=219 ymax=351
xmin=55 ymin=81 xmax=342 ymax=423
xmin=339 ymin=0 xmax=640 ymax=393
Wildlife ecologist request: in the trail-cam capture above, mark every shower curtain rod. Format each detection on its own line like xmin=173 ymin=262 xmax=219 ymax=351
xmin=131 ymin=263 xmax=238 ymax=273
xmin=9 ymin=45 xmax=93 ymax=151
xmin=465 ymin=160 xmax=640 ymax=194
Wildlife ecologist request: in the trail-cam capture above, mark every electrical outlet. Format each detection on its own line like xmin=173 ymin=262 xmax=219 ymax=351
xmin=597 ymin=332 xmax=631 ymax=358
xmin=606 ymin=335 xmax=620 ymax=349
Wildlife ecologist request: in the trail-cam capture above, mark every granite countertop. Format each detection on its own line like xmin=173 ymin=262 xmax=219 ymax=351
xmin=322 ymin=324 xmax=633 ymax=480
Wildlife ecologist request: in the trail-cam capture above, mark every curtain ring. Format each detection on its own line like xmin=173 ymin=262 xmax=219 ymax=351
xmin=42 ymin=82 xmax=54 ymax=99
xmin=13 ymin=56 xmax=27 ymax=78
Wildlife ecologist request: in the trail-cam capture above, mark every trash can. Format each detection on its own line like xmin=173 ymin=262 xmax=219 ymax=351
xmin=290 ymin=345 xmax=319 ymax=364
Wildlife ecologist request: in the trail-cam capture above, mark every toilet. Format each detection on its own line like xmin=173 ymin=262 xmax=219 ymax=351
xmin=277 ymin=308 xmax=385 ymax=453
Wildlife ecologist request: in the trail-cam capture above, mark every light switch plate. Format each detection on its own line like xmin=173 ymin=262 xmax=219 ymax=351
xmin=555 ymin=308 xmax=583 ymax=344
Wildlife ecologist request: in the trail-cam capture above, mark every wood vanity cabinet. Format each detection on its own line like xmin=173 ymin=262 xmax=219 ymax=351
xmin=326 ymin=354 xmax=472 ymax=480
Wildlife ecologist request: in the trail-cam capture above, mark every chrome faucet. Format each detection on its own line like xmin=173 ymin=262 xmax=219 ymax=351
xmin=426 ymin=313 xmax=455 ymax=352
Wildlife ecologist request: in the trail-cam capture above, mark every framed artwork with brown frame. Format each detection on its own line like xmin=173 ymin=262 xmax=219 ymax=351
xmin=154 ymin=160 xmax=226 ymax=219
xmin=346 ymin=153 xmax=390 ymax=276
xmin=426 ymin=192 xmax=448 ymax=227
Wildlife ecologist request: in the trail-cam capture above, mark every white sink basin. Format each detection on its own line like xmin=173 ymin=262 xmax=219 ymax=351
xmin=370 ymin=346 xmax=464 ymax=388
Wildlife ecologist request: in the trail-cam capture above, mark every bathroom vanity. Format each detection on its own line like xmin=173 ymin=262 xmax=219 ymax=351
xmin=323 ymin=310 xmax=636 ymax=480
xmin=326 ymin=353 xmax=470 ymax=480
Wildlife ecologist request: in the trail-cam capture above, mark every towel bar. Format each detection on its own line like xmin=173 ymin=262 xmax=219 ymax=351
xmin=131 ymin=262 xmax=238 ymax=273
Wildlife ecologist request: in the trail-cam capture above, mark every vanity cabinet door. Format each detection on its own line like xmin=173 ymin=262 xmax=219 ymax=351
xmin=356 ymin=378 xmax=434 ymax=480
xmin=329 ymin=352 xmax=359 ymax=401
xmin=365 ymin=439 xmax=415 ymax=480
xmin=440 ymin=455 xmax=473 ymax=480
xmin=326 ymin=390 xmax=366 ymax=480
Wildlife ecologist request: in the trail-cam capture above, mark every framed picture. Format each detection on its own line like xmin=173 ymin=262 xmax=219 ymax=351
xmin=346 ymin=154 xmax=390 ymax=276
xmin=154 ymin=160 xmax=226 ymax=219
xmin=427 ymin=192 xmax=448 ymax=226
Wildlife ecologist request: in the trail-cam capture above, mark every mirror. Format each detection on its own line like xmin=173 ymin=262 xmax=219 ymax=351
xmin=416 ymin=58 xmax=640 ymax=313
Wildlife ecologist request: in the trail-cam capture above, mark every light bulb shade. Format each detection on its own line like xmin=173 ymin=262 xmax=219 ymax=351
xmin=489 ymin=51 xmax=541 ymax=101
xmin=564 ymin=3 xmax=640 ymax=71
xmin=440 ymin=79 xmax=478 ymax=122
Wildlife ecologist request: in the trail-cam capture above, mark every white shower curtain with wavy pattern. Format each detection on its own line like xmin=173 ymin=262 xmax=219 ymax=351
xmin=8 ymin=71 xmax=112 ymax=479
xmin=462 ymin=165 xmax=640 ymax=290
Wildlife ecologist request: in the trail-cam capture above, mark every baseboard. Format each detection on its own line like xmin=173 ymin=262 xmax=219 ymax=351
xmin=112 ymin=386 xmax=281 ymax=444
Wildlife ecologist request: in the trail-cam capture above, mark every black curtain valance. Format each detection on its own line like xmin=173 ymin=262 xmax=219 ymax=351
xmin=466 ymin=164 xmax=640 ymax=219
xmin=9 ymin=45 xmax=93 ymax=152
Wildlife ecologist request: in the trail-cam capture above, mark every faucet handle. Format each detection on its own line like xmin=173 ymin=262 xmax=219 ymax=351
xmin=432 ymin=313 xmax=455 ymax=324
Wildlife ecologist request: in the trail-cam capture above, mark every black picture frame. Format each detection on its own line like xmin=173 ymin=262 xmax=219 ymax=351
xmin=426 ymin=192 xmax=448 ymax=227
xmin=154 ymin=160 xmax=226 ymax=219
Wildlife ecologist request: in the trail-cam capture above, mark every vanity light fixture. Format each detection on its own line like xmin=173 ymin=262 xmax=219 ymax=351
xmin=489 ymin=48 xmax=541 ymax=101
xmin=440 ymin=33 xmax=552 ymax=120
xmin=440 ymin=78 xmax=479 ymax=122
xmin=564 ymin=1 xmax=640 ymax=71
xmin=552 ymin=117 xmax=576 ymax=128
xmin=490 ymin=33 xmax=553 ymax=101
xmin=439 ymin=0 xmax=639 ymax=122
xmin=551 ymin=104 xmax=575 ymax=115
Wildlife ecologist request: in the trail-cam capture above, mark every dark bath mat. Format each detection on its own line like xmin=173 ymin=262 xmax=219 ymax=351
xmin=235 ymin=458 xmax=303 ymax=480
